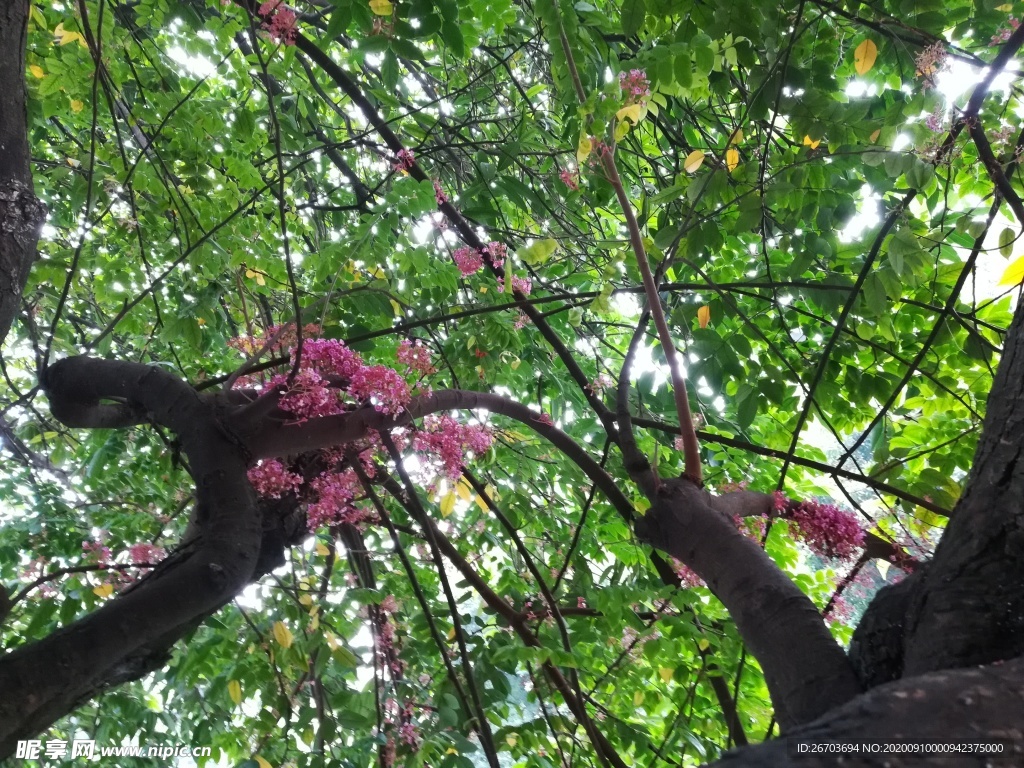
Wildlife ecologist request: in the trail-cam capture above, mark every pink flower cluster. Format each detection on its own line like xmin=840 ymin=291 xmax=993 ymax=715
xmin=248 ymin=459 xmax=303 ymax=498
xmin=396 ymin=339 xmax=436 ymax=375
xmin=128 ymin=542 xmax=166 ymax=564
xmin=259 ymin=0 xmax=298 ymax=45
xmin=453 ymin=246 xmax=484 ymax=276
xmin=560 ymin=168 xmax=580 ymax=190
xmin=915 ymin=42 xmax=947 ymax=89
xmin=497 ymin=275 xmax=532 ymax=295
xmin=786 ymin=499 xmax=865 ymax=560
xmin=670 ymin=557 xmax=704 ymax=588
xmin=348 ymin=365 xmax=411 ymax=415
xmin=300 ymin=338 xmax=364 ymax=379
xmin=413 ymin=415 xmax=494 ymax=478
xmin=991 ymin=17 xmax=1020 ymax=45
xmin=228 ymin=322 xmax=321 ymax=356
xmin=307 ymin=468 xmax=367 ymax=530
xmin=393 ymin=149 xmax=415 ymax=172
xmin=483 ymin=241 xmax=506 ymax=268
xmin=433 ymin=180 xmax=447 ymax=205
xmin=273 ymin=369 xmax=343 ymax=420
xmin=619 ymin=69 xmax=651 ymax=105
xmin=82 ymin=538 xmax=111 ymax=565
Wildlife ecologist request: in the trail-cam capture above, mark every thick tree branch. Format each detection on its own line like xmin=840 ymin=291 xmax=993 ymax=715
xmin=635 ymin=477 xmax=862 ymax=730
xmin=0 ymin=357 xmax=261 ymax=754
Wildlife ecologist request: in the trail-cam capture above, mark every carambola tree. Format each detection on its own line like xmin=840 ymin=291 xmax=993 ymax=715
xmin=2 ymin=0 xmax=1024 ymax=764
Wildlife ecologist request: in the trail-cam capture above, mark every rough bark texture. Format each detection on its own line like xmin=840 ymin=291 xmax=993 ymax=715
xmin=709 ymin=656 xmax=1024 ymax=767
xmin=635 ymin=479 xmax=862 ymax=730
xmin=694 ymin=233 xmax=1024 ymax=765
xmin=0 ymin=0 xmax=45 ymax=347
xmin=0 ymin=358 xmax=263 ymax=756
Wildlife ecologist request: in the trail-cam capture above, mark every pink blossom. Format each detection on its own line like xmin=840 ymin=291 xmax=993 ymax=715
xmin=128 ymin=542 xmax=166 ymax=564
xmin=514 ymin=310 xmax=529 ymax=329
xmin=259 ymin=1 xmax=298 ymax=45
xmin=915 ymin=42 xmax=947 ymax=88
xmin=348 ymin=365 xmax=411 ymax=415
xmin=925 ymin=106 xmax=946 ymax=132
xmin=453 ymin=246 xmax=484 ymax=276
xmin=483 ymin=241 xmax=506 ymax=268
xmin=393 ymin=149 xmax=415 ymax=172
xmin=433 ymin=179 xmax=448 ymax=205
xmin=380 ymin=594 xmax=398 ymax=613
xmin=248 ymin=459 xmax=304 ymax=498
xmin=670 ymin=557 xmax=704 ymax=588
xmin=275 ymin=369 xmax=343 ymax=420
xmin=991 ymin=18 xmax=1020 ymax=45
xmin=299 ymin=338 xmax=364 ymax=379
xmin=396 ymin=339 xmax=436 ymax=375
xmin=577 ymin=596 xmax=587 ymax=609
xmin=589 ymin=373 xmax=614 ymax=394
xmin=785 ymin=499 xmax=865 ymax=560
xmin=307 ymin=468 xmax=366 ymax=531
xmin=619 ymin=69 xmax=651 ymax=105
xmin=497 ymin=275 xmax=532 ymax=295
xmin=559 ymin=168 xmax=580 ymax=190
xmin=413 ymin=415 xmax=494 ymax=478
xmin=82 ymin=539 xmax=111 ymax=565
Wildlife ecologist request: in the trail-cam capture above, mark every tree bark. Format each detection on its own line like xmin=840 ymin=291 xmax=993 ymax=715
xmin=0 ymin=0 xmax=45 ymax=347
xmin=635 ymin=480 xmax=862 ymax=730
xmin=0 ymin=358 xmax=262 ymax=757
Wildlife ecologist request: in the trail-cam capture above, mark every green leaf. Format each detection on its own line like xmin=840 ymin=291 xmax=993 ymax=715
xmin=621 ymin=0 xmax=646 ymax=36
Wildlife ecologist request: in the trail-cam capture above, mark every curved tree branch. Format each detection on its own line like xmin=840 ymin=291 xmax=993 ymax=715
xmin=0 ymin=357 xmax=261 ymax=755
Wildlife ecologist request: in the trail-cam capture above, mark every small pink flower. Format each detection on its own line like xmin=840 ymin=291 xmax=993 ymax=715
xmin=248 ymin=459 xmax=304 ymax=498
xmin=619 ymin=69 xmax=651 ymax=105
xmin=433 ymin=179 xmax=448 ymax=205
xmin=396 ymin=339 xmax=436 ymax=375
xmin=128 ymin=542 xmax=166 ymax=564
xmin=483 ymin=241 xmax=506 ymax=268
xmin=393 ymin=149 xmax=415 ymax=171
xmin=259 ymin=0 xmax=298 ymax=45
xmin=453 ymin=246 xmax=484 ymax=277
xmin=559 ymin=168 xmax=580 ymax=190
xmin=348 ymin=365 xmax=411 ymax=415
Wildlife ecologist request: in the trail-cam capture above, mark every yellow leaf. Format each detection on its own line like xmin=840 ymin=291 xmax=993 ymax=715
xmin=315 ymin=541 xmax=330 ymax=556
xmin=368 ymin=0 xmax=393 ymax=14
xmin=659 ymin=667 xmax=674 ymax=683
xmin=869 ymin=129 xmax=881 ymax=143
xmin=93 ymin=583 xmax=113 ymax=598
xmin=446 ymin=748 xmax=459 ymax=755
xmin=854 ymin=39 xmax=878 ymax=75
xmin=802 ymin=135 xmax=821 ymax=150
xmin=614 ymin=119 xmax=631 ymax=142
xmin=196 ymin=317 xmax=206 ymax=326
xmin=447 ymin=626 xmax=456 ymax=641
xmin=29 ymin=65 xmax=45 ymax=78
xmin=455 ymin=477 xmax=473 ymax=501
xmin=510 ymin=356 xmax=521 ymax=370
xmin=440 ymin=491 xmax=457 ymax=517
xmin=697 ymin=638 xmax=710 ymax=652
xmin=273 ymin=620 xmax=293 ymax=649
xmin=70 ymin=99 xmax=84 ymax=113
xmin=998 ymin=253 xmax=1024 ymax=286
xmin=53 ymin=22 xmax=87 ymax=48
xmin=371 ymin=266 xmax=386 ymax=278
xmin=390 ymin=299 xmax=402 ymax=316
xmin=506 ymin=734 xmax=518 ymax=747
xmin=308 ymin=613 xmax=319 ymax=631
xmin=615 ymin=103 xmax=643 ymax=125
xmin=725 ymin=148 xmax=739 ymax=172
xmin=633 ymin=690 xmax=645 ymax=706
xmin=697 ymin=305 xmax=711 ymax=329
xmin=728 ymin=128 xmax=743 ymax=145
xmin=577 ymin=133 xmax=593 ymax=164
xmin=299 ymin=594 xmax=313 ymax=606
xmin=255 ymin=757 xmax=273 ymax=768
xmin=228 ymin=679 xmax=242 ymax=705
xmin=474 ymin=494 xmax=488 ymax=512
xmin=683 ymin=149 xmax=705 ymax=173
xmin=325 ymin=632 xmax=341 ymax=651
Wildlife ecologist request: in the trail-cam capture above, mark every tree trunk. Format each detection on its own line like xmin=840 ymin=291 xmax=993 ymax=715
xmin=0 ymin=0 xmax=45 ymax=347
